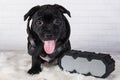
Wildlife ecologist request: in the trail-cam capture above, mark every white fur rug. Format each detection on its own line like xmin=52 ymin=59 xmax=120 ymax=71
xmin=0 ymin=51 xmax=120 ymax=80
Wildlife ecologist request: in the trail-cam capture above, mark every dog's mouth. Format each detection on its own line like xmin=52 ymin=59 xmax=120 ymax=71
xmin=44 ymin=40 xmax=56 ymax=54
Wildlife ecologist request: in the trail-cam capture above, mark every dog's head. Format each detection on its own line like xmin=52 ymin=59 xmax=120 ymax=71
xmin=24 ymin=4 xmax=71 ymax=54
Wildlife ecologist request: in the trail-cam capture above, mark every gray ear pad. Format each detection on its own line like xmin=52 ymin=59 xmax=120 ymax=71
xmin=58 ymin=50 xmax=115 ymax=78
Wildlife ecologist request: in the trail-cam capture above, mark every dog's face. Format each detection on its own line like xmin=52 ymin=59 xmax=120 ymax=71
xmin=32 ymin=6 xmax=64 ymax=42
xmin=24 ymin=4 xmax=71 ymax=54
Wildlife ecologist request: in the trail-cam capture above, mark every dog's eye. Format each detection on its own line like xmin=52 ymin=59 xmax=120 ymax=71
xmin=36 ymin=20 xmax=43 ymax=26
xmin=53 ymin=19 xmax=62 ymax=25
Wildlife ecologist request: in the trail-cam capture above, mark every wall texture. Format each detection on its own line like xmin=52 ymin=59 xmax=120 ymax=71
xmin=0 ymin=0 xmax=120 ymax=54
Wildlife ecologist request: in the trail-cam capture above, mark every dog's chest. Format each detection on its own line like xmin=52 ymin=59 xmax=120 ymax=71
xmin=40 ymin=55 xmax=52 ymax=62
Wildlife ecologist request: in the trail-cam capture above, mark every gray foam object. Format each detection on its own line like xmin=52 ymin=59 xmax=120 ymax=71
xmin=58 ymin=50 xmax=115 ymax=78
xmin=61 ymin=56 xmax=105 ymax=77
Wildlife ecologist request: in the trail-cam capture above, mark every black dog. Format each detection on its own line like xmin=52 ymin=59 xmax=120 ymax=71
xmin=24 ymin=4 xmax=71 ymax=74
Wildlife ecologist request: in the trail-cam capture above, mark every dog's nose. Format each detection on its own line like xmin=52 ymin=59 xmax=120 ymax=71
xmin=45 ymin=34 xmax=53 ymax=38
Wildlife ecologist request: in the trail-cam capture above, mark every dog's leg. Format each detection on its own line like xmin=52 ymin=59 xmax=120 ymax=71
xmin=28 ymin=56 xmax=42 ymax=74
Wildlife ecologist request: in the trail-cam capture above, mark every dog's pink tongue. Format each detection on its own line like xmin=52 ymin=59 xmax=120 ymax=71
xmin=44 ymin=40 xmax=55 ymax=54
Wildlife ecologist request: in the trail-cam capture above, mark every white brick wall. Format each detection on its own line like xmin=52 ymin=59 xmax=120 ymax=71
xmin=0 ymin=0 xmax=120 ymax=54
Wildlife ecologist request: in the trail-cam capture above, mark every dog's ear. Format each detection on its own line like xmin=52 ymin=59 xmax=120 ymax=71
xmin=54 ymin=4 xmax=71 ymax=17
xmin=24 ymin=5 xmax=40 ymax=21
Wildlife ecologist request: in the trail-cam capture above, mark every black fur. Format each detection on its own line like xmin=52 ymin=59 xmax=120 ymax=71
xmin=24 ymin=4 xmax=71 ymax=74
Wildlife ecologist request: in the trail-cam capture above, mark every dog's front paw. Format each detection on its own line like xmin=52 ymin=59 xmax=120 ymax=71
xmin=28 ymin=67 xmax=41 ymax=74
